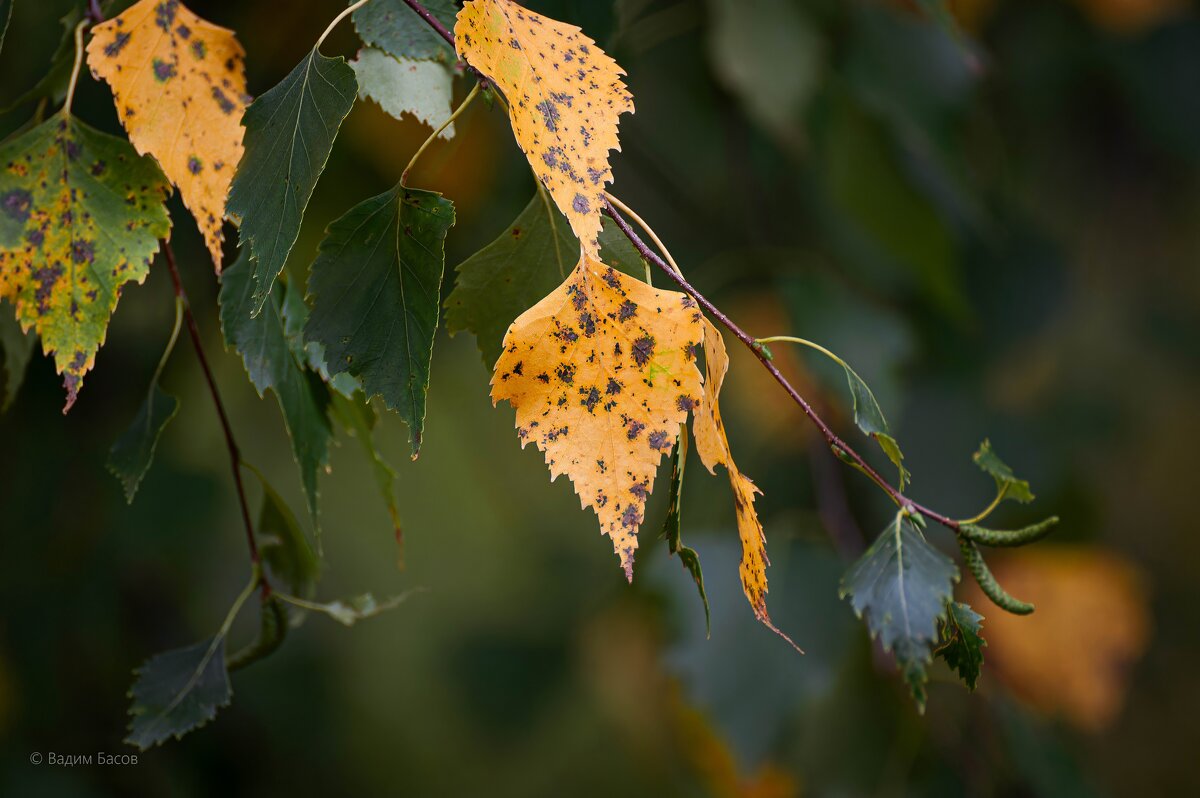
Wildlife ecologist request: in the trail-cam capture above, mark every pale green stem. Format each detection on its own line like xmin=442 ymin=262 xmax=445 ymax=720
xmin=957 ymin=483 xmax=1010 ymax=526
xmin=317 ymin=0 xmax=372 ymax=51
xmin=63 ymin=19 xmax=89 ymax=116
xmin=604 ymin=192 xmax=677 ymax=281
xmin=402 ymin=82 xmax=480 ymax=185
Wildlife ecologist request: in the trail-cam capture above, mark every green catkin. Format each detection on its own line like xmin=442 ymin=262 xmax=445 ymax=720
xmin=958 ymin=538 xmax=1035 ymax=615
xmin=959 ymin=516 xmax=1059 ymax=547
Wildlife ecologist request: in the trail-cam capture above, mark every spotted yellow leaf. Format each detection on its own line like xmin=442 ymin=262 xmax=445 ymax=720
xmin=694 ymin=318 xmax=799 ymax=650
xmin=0 ymin=114 xmax=171 ymax=409
xmin=87 ymin=0 xmax=247 ymax=269
xmin=491 ymin=250 xmax=702 ymax=579
xmin=455 ymin=0 xmax=632 ymax=256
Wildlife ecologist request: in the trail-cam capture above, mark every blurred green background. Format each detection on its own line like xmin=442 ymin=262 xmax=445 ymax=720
xmin=1 ymin=0 xmax=1197 ymax=794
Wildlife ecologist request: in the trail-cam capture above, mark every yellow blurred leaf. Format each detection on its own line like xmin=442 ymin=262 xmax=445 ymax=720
xmin=455 ymin=0 xmax=633 ymax=256
xmin=964 ymin=546 xmax=1150 ymax=732
xmin=88 ymin=0 xmax=248 ymax=268
xmin=491 ymin=250 xmax=703 ymax=579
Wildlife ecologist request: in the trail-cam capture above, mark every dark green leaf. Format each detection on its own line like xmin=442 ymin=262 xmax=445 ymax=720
xmin=973 ymin=439 xmax=1035 ymax=503
xmin=226 ymin=596 xmax=288 ymax=671
xmin=220 ymin=251 xmax=332 ymax=524
xmin=330 ymin=391 xmax=404 ymax=556
xmin=254 ymin=471 xmax=320 ymax=606
xmin=840 ymin=513 xmax=958 ymax=710
xmin=659 ymin=434 xmax=710 ymax=636
xmin=839 ymin=358 xmax=910 ymax=489
xmin=352 ymin=0 xmax=458 ymax=62
xmin=305 ymin=185 xmax=454 ymax=455
xmin=227 ymin=48 xmax=357 ymax=315
xmin=0 ymin=7 xmax=80 ymax=113
xmin=125 ymin=638 xmax=231 ymax=750
xmin=445 ymin=194 xmax=644 ymax=367
xmin=0 ymin=299 xmax=35 ymax=410
xmin=937 ymin=601 xmax=986 ymax=691
xmin=107 ymin=384 xmax=179 ymax=503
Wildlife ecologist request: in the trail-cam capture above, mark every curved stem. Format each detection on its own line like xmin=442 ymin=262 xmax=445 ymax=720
xmin=536 ymin=181 xmax=568 ymax=280
xmin=958 ymin=483 xmax=1009 ymax=526
xmin=604 ymin=192 xmax=681 ymax=277
xmin=62 ymin=20 xmax=89 ymax=116
xmin=402 ymin=82 xmax=480 ymax=185
xmin=149 ymin=297 xmax=184 ymax=392
xmin=317 ymin=0 xmax=372 ymax=52
xmin=162 ymin=241 xmax=269 ymax=595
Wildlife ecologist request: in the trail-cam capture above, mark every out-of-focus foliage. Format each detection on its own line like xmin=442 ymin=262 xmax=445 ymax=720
xmin=0 ymin=0 xmax=1196 ymax=795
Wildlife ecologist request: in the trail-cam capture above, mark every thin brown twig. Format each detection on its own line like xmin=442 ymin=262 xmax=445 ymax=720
xmin=162 ymin=242 xmax=269 ymax=596
xmin=396 ymin=0 xmax=962 ymax=536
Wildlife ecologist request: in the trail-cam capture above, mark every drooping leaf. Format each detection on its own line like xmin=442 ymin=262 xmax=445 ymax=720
xmin=693 ymin=319 xmax=798 ymax=650
xmin=219 ymin=250 xmax=332 ymax=524
xmin=107 ymin=384 xmax=179 ymax=503
xmin=965 ymin=546 xmax=1150 ymax=732
xmin=660 ymin=430 xmax=710 ymax=636
xmin=352 ymin=0 xmax=458 ymax=62
xmin=445 ymin=194 xmax=644 ymax=367
xmin=304 ymin=185 xmax=453 ymax=455
xmin=706 ymin=0 xmax=823 ymax=149
xmin=87 ymin=0 xmax=247 ymax=269
xmin=937 ymin=601 xmax=986 ymax=691
xmin=253 ymin=470 xmax=320 ymax=605
xmin=0 ymin=298 xmax=35 ymax=410
xmin=226 ymin=47 xmax=357 ymax=315
xmin=125 ymin=637 xmax=231 ymax=750
xmin=352 ymin=48 xmax=456 ymax=137
xmin=0 ymin=114 xmax=171 ymax=409
xmin=305 ymin=591 xmax=418 ymax=626
xmin=329 ymin=391 xmax=404 ymax=561
xmin=455 ymin=0 xmax=633 ymax=254
xmin=491 ymin=250 xmax=703 ymax=579
xmin=840 ymin=513 xmax=959 ymax=710
xmin=973 ymin=438 xmax=1035 ymax=503
xmin=226 ymin=596 xmax=287 ymax=671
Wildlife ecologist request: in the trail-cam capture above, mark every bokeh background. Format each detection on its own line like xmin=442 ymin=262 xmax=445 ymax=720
xmin=1 ymin=0 xmax=1197 ymax=794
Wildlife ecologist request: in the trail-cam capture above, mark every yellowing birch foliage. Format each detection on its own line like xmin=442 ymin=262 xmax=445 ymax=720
xmin=491 ymin=251 xmax=703 ymax=579
xmin=694 ymin=318 xmax=798 ymax=650
xmin=87 ymin=0 xmax=248 ymax=269
xmin=455 ymin=0 xmax=632 ymax=255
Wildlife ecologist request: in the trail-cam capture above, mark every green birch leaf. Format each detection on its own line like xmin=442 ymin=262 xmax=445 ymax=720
xmin=937 ymin=600 xmax=986 ymax=691
xmin=304 ymin=185 xmax=454 ymax=456
xmin=227 ymin=48 xmax=357 ymax=316
xmin=253 ymin=471 xmax=320 ymax=607
xmin=352 ymin=0 xmax=458 ymax=62
xmin=659 ymin=432 xmax=710 ymax=636
xmin=445 ymin=195 xmax=644 ymax=367
xmin=125 ymin=637 xmax=231 ymax=750
xmin=0 ymin=298 xmax=35 ymax=410
xmin=352 ymin=48 xmax=455 ymax=137
xmin=840 ymin=360 xmax=910 ymax=490
xmin=973 ymin=438 xmax=1035 ymax=503
xmin=0 ymin=113 xmax=171 ymax=409
xmin=330 ymin=390 xmax=404 ymax=556
xmin=219 ymin=250 xmax=332 ymax=524
xmin=107 ymin=384 xmax=179 ymax=503
xmin=840 ymin=514 xmax=958 ymax=710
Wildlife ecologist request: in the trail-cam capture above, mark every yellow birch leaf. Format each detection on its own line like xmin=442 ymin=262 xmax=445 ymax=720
xmin=455 ymin=0 xmax=633 ymax=256
xmin=694 ymin=318 xmax=800 ymax=651
xmin=491 ymin=249 xmax=702 ymax=579
xmin=87 ymin=0 xmax=247 ymax=269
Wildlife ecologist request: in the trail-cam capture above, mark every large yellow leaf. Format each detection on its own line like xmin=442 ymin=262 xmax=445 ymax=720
xmin=694 ymin=318 xmax=798 ymax=650
xmin=87 ymin=0 xmax=247 ymax=269
xmin=455 ymin=0 xmax=632 ymax=256
xmin=492 ymin=250 xmax=702 ymax=579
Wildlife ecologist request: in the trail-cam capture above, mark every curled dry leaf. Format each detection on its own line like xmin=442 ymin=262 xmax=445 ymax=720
xmin=455 ymin=0 xmax=633 ymax=255
xmin=694 ymin=318 xmax=799 ymax=651
xmin=88 ymin=0 xmax=248 ymax=269
xmin=491 ymin=250 xmax=703 ymax=579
